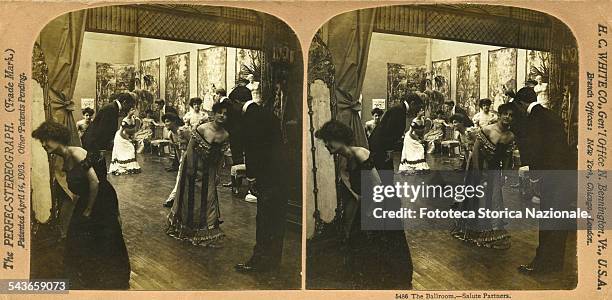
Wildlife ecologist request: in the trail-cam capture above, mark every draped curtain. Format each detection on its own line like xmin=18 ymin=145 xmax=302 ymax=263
xmin=308 ymin=10 xmax=374 ymax=236
xmin=31 ymin=12 xmax=86 ymax=224
xmin=38 ymin=11 xmax=87 ymax=147
xmin=325 ymin=9 xmax=375 ymax=149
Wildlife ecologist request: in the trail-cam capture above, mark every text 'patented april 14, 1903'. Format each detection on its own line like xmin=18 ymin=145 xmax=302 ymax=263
xmin=2 ymin=48 xmax=28 ymax=271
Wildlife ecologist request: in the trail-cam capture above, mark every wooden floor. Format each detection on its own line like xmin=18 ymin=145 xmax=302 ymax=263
xmin=306 ymin=153 xmax=577 ymax=290
xmin=31 ymin=153 xmax=301 ymax=290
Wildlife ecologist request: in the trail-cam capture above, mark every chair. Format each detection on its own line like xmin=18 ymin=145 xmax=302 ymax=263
xmin=440 ymin=125 xmax=460 ymax=157
xmin=230 ymin=163 xmax=247 ymax=183
xmin=153 ymin=125 xmax=165 ymax=139
xmin=150 ymin=139 xmax=171 ymax=156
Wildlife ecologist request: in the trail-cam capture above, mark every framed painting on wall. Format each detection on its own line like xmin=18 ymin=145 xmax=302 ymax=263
xmin=431 ymin=59 xmax=451 ymax=100
xmin=455 ymin=53 xmax=480 ymax=117
xmin=235 ymin=48 xmax=262 ymax=84
xmin=386 ymin=63 xmax=427 ymax=109
xmin=95 ymin=63 xmax=136 ymax=111
xmin=198 ymin=47 xmax=227 ymax=112
xmin=526 ymin=50 xmax=550 ymax=82
xmin=165 ymin=52 xmax=190 ymax=115
xmin=139 ymin=58 xmax=160 ymax=112
xmin=488 ymin=47 xmax=517 ymax=111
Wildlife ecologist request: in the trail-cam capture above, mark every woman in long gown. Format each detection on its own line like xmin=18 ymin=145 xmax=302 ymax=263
xmin=399 ymin=116 xmax=430 ymax=173
xmin=315 ymin=120 xmax=413 ymax=289
xmin=32 ymin=121 xmax=131 ymax=289
xmin=451 ymin=103 xmax=516 ymax=249
xmin=109 ymin=109 xmax=141 ymax=175
xmin=166 ymin=101 xmax=232 ymax=246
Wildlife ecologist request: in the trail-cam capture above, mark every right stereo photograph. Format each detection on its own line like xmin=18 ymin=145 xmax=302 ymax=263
xmin=305 ymin=4 xmax=579 ymax=290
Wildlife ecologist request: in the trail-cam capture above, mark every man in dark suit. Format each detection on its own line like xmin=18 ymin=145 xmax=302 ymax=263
xmin=217 ymin=87 xmax=247 ymax=192
xmin=152 ymin=99 xmax=179 ymax=123
xmin=366 ymin=92 xmax=423 ymax=287
xmin=82 ymin=93 xmax=136 ymax=173
xmin=234 ymin=100 xmax=287 ymax=273
xmin=444 ymin=100 xmax=474 ymax=127
xmin=226 ymin=78 xmax=252 ymax=164
xmin=512 ymin=87 xmax=576 ymax=274
xmin=228 ymin=78 xmax=253 ymax=103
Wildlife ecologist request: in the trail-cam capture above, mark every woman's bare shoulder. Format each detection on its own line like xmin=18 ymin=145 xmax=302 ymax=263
xmin=196 ymin=122 xmax=211 ymax=134
xmin=68 ymin=146 xmax=88 ymax=161
xmin=503 ymin=130 xmax=515 ymax=142
xmin=482 ymin=123 xmax=495 ymax=133
xmin=352 ymin=147 xmax=371 ymax=163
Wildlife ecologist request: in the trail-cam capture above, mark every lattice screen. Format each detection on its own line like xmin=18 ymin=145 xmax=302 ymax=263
xmin=426 ymin=10 xmax=519 ymax=47
xmin=374 ymin=5 xmax=552 ymax=51
xmin=85 ymin=5 xmax=263 ymax=50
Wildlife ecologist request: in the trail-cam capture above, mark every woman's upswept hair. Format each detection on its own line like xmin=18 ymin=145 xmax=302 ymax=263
xmin=497 ymin=103 xmax=516 ymax=115
xmin=315 ymin=120 xmax=354 ymax=145
xmin=161 ymin=113 xmax=184 ymax=126
xmin=478 ymin=98 xmax=492 ymax=107
xmin=371 ymin=108 xmax=384 ymax=117
xmin=189 ymin=97 xmax=203 ymax=107
xmin=82 ymin=107 xmax=95 ymax=116
xmin=32 ymin=121 xmax=71 ymax=145
xmin=449 ymin=113 xmax=469 ymax=127
xmin=111 ymin=92 xmax=137 ymax=107
xmin=212 ymin=100 xmax=231 ymax=113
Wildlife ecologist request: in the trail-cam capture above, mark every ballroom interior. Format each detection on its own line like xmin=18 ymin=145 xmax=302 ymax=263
xmin=306 ymin=4 xmax=579 ymax=290
xmin=30 ymin=4 xmax=303 ymax=290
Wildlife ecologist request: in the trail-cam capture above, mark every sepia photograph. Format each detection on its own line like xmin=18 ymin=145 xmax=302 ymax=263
xmin=306 ymin=4 xmax=579 ymax=290
xmin=0 ymin=0 xmax=609 ymax=298
xmin=29 ymin=4 xmax=303 ymax=290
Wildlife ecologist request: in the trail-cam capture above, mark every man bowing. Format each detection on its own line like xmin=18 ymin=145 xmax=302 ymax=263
xmin=234 ymin=98 xmax=287 ymax=273
xmin=512 ymin=87 xmax=576 ymax=275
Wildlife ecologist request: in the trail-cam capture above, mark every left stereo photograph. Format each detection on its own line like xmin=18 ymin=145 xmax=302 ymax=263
xmin=30 ymin=4 xmax=303 ymax=290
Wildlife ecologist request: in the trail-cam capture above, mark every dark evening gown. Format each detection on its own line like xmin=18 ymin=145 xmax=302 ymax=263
xmin=451 ymin=128 xmax=513 ymax=249
xmin=64 ymin=154 xmax=131 ymax=289
xmin=339 ymin=154 xmax=413 ymax=289
xmin=166 ymin=129 xmax=229 ymax=246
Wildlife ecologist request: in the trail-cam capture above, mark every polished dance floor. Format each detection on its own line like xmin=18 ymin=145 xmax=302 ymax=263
xmin=307 ymin=153 xmax=577 ymax=290
xmin=31 ymin=153 xmax=301 ymax=290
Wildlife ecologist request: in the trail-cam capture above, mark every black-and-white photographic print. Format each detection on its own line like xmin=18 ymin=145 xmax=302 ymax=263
xmin=29 ymin=4 xmax=303 ymax=290
xmin=306 ymin=4 xmax=579 ymax=290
